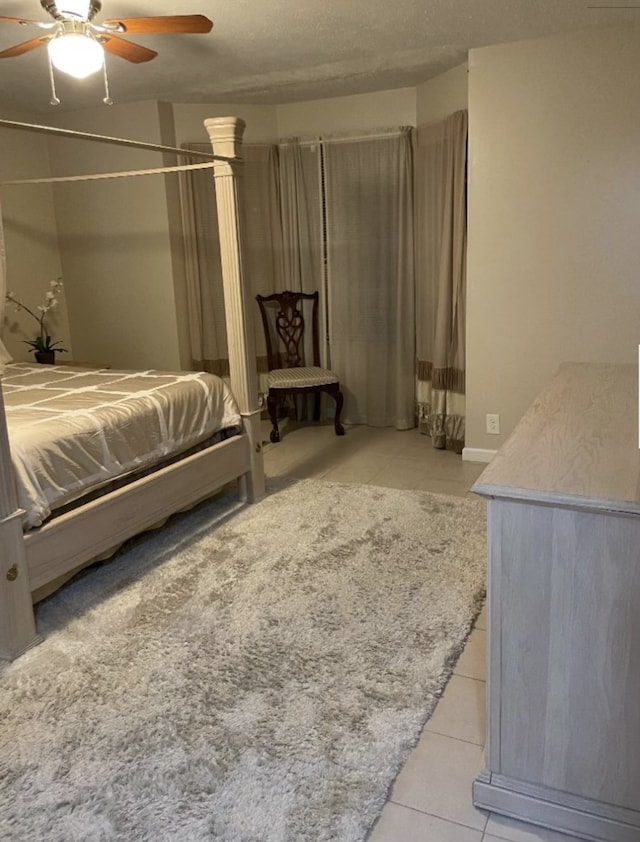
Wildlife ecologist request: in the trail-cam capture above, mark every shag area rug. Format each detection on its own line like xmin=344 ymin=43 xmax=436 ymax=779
xmin=0 ymin=479 xmax=486 ymax=842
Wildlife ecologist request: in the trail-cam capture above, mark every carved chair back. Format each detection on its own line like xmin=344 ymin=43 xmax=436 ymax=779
xmin=256 ymin=291 xmax=321 ymax=371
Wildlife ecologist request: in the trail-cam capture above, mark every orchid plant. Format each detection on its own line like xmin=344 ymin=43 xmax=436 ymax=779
xmin=5 ymin=278 xmax=68 ymax=355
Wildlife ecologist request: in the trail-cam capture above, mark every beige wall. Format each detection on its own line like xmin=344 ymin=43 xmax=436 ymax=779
xmin=0 ymin=75 xmax=466 ymax=371
xmin=48 ymin=100 xmax=182 ymax=370
xmin=276 ymin=87 xmax=416 ymax=137
xmin=157 ymin=101 xmax=191 ymax=370
xmin=0 ymin=109 xmax=70 ymax=363
xmin=172 ymin=103 xmax=279 ymax=145
xmin=175 ymin=88 xmax=418 ymax=145
xmin=466 ymin=26 xmax=640 ymax=453
xmin=416 ymin=62 xmax=468 ymax=126
xmin=173 ymin=81 xmax=460 ymax=146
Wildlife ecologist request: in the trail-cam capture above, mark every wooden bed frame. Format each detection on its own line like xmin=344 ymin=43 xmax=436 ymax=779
xmin=0 ymin=116 xmax=265 ymax=661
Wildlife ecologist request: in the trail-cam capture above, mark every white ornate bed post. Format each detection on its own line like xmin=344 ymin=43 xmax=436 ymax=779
xmin=0 ymin=383 xmax=39 ymax=660
xmin=205 ymin=117 xmax=265 ymax=502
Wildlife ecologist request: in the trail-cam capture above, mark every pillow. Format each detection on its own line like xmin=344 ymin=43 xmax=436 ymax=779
xmin=0 ymin=337 xmax=13 ymax=373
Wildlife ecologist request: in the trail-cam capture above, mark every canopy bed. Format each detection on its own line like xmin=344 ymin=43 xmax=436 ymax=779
xmin=0 ymin=116 xmax=265 ymax=661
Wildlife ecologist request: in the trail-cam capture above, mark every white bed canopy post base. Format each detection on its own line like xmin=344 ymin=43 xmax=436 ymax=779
xmin=0 ymin=385 xmax=40 ymax=660
xmin=205 ymin=117 xmax=265 ymax=503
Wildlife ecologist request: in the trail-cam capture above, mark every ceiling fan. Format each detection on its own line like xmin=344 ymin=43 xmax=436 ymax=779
xmin=0 ymin=1 xmax=213 ymax=104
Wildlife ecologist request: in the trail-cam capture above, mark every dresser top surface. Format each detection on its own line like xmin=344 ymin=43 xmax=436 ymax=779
xmin=473 ymin=362 xmax=640 ymax=512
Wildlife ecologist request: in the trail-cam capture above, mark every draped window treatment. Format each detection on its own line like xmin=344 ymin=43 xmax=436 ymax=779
xmin=179 ymin=143 xmax=283 ymax=377
xmin=414 ymin=111 xmax=468 ymax=452
xmin=180 ymin=116 xmax=467 ymax=446
xmin=278 ymin=140 xmax=325 ymax=371
xmin=323 ymin=130 xmax=415 ymax=429
xmin=278 ymin=141 xmax=323 ymax=295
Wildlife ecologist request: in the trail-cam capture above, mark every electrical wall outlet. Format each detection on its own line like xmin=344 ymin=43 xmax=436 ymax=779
xmin=486 ymin=413 xmax=501 ymax=435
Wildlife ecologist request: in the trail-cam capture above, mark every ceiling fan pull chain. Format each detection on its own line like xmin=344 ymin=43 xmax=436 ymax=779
xmin=102 ymin=60 xmax=113 ymax=105
xmin=47 ymin=54 xmax=60 ymax=105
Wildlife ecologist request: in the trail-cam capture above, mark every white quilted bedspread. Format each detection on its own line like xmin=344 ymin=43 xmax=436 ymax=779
xmin=2 ymin=363 xmax=241 ymax=529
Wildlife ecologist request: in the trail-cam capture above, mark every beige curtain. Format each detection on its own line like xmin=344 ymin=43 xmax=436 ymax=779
xmin=278 ymin=140 xmax=325 ymax=370
xmin=414 ymin=111 xmax=468 ymax=452
xmin=279 ymin=141 xmax=323 ymax=294
xmin=179 ymin=143 xmax=283 ymax=376
xmin=323 ymin=129 xmax=415 ymax=428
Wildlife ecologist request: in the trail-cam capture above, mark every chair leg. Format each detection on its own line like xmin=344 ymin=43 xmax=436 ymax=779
xmin=323 ymin=384 xmax=345 ymax=436
xmin=267 ymin=392 xmax=281 ymax=443
xmin=333 ymin=388 xmax=345 ymax=436
xmin=313 ymin=392 xmax=321 ymax=421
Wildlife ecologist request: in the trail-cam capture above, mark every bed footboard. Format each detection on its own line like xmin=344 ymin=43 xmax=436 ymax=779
xmin=0 ymin=512 xmax=40 ymax=660
xmin=0 ymin=387 xmax=39 ymax=660
xmin=24 ymin=434 xmax=250 ymax=592
xmin=0 ymin=431 xmax=250 ymax=661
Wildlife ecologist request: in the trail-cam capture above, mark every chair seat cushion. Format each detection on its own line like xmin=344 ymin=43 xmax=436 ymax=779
xmin=268 ymin=367 xmax=339 ymax=389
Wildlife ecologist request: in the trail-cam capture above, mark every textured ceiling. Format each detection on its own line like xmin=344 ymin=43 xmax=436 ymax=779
xmin=0 ymin=0 xmax=639 ymax=113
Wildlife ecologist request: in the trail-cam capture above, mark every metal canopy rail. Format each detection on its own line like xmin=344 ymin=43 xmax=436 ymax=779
xmin=0 ymin=161 xmax=220 ymax=186
xmin=0 ymin=118 xmax=235 ymax=162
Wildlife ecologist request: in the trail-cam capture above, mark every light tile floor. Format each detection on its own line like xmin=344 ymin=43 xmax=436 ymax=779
xmin=262 ymin=420 xmax=584 ymax=842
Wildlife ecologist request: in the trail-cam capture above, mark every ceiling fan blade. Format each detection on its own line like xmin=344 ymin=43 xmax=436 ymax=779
xmin=0 ymin=16 xmax=43 ymax=26
xmin=0 ymin=35 xmax=50 ymax=59
xmin=102 ymin=15 xmax=213 ymax=35
xmin=101 ymin=34 xmax=157 ymax=63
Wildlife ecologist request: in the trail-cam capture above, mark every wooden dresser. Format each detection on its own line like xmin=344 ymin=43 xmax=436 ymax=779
xmin=472 ymin=362 xmax=640 ymax=842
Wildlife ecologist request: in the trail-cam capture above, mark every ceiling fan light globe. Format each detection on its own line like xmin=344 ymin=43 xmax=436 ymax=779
xmin=48 ymin=32 xmax=104 ymax=78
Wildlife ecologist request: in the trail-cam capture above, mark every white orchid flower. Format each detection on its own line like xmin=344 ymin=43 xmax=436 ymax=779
xmin=3 ymin=278 xmax=67 ymax=357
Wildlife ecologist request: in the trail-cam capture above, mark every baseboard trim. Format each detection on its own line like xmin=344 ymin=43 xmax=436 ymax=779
xmin=473 ymin=771 xmax=640 ymax=842
xmin=462 ymin=447 xmax=497 ymax=463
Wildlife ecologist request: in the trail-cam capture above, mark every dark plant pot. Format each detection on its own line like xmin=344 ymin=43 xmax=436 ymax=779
xmin=34 ymin=351 xmax=55 ymax=365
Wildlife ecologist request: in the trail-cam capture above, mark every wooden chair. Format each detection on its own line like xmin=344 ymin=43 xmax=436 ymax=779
xmin=255 ymin=290 xmax=345 ymax=443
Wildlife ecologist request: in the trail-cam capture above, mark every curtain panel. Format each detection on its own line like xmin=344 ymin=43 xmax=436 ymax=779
xmin=278 ymin=141 xmax=323 ymax=296
xmin=278 ymin=140 xmax=325 ymax=372
xmin=323 ymin=129 xmax=416 ymax=429
xmin=181 ymin=122 xmax=466 ymax=445
xmin=414 ymin=111 xmax=468 ymax=452
xmin=179 ymin=143 xmax=283 ymax=379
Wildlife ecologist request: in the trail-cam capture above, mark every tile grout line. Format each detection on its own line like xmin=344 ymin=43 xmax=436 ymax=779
xmin=386 ymin=798 xmax=490 ymax=837
xmin=422 ymin=730 xmax=487 ymax=749
xmin=383 ymin=801 xmax=478 ymax=824
xmin=424 ymin=726 xmax=485 ymax=747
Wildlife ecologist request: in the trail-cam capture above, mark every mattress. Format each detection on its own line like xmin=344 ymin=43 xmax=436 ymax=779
xmin=2 ymin=363 xmax=241 ymax=529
